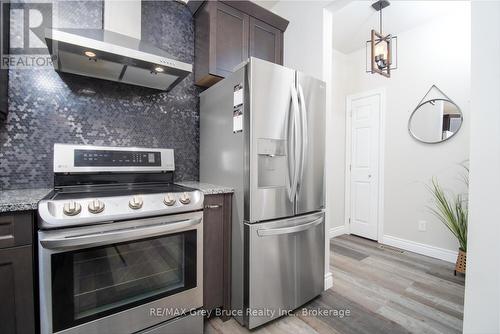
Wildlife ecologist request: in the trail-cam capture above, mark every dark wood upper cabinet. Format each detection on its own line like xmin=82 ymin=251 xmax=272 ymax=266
xmin=194 ymin=0 xmax=288 ymax=88
xmin=214 ymin=2 xmax=249 ymax=79
xmin=0 ymin=1 xmax=9 ymax=121
xmin=249 ymin=17 xmax=282 ymax=65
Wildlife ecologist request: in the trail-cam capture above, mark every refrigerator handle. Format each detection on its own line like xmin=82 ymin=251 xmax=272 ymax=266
xmin=297 ymin=84 xmax=308 ymax=193
xmin=256 ymin=217 xmax=323 ymax=237
xmin=288 ymin=85 xmax=300 ymax=201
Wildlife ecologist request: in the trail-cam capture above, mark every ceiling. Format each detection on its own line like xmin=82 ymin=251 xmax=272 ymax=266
xmin=251 ymin=0 xmax=280 ymax=11
xmin=333 ymin=1 xmax=467 ymax=54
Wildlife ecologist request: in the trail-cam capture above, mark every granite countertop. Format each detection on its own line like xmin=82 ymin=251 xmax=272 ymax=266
xmin=177 ymin=181 xmax=234 ymax=195
xmin=0 ymin=188 xmax=52 ymax=213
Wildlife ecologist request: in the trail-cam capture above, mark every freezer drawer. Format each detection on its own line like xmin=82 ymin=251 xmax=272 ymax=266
xmin=245 ymin=212 xmax=325 ymax=329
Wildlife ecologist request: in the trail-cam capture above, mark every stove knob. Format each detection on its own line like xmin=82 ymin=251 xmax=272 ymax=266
xmin=129 ymin=196 xmax=143 ymax=210
xmin=63 ymin=201 xmax=81 ymax=216
xmin=163 ymin=194 xmax=176 ymax=206
xmin=179 ymin=192 xmax=191 ymax=205
xmin=88 ymin=199 xmax=105 ymax=214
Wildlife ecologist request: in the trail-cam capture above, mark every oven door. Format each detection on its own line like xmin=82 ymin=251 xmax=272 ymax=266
xmin=38 ymin=211 xmax=203 ymax=334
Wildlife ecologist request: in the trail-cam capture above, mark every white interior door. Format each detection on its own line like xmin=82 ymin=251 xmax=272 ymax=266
xmin=348 ymin=92 xmax=381 ymax=240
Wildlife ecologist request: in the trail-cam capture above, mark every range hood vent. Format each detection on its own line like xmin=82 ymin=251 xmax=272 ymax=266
xmin=45 ymin=28 xmax=192 ymax=91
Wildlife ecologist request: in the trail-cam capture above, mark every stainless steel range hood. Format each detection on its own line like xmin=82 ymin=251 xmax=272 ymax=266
xmin=45 ymin=28 xmax=192 ymax=91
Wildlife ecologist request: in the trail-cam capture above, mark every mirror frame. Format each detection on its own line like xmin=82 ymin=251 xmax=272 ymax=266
xmin=408 ymin=98 xmax=463 ymax=144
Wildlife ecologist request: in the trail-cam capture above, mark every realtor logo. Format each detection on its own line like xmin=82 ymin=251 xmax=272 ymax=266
xmin=1 ymin=1 xmax=53 ymax=69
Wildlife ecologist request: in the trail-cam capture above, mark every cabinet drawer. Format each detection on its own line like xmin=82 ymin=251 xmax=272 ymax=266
xmin=0 ymin=212 xmax=33 ymax=249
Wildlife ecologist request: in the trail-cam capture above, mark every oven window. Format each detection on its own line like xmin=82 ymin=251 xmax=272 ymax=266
xmin=51 ymin=231 xmax=197 ymax=332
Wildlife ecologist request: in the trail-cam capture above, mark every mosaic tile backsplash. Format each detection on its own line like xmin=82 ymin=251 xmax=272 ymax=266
xmin=0 ymin=1 xmax=201 ymax=190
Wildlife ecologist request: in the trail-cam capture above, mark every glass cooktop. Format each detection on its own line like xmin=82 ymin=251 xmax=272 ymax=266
xmin=50 ymin=183 xmax=195 ymax=200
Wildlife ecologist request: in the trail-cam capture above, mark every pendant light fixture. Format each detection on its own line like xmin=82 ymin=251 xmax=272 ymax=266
xmin=366 ymin=0 xmax=398 ymax=77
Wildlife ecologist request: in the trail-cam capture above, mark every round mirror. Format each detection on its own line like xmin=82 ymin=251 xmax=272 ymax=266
xmin=408 ymin=99 xmax=463 ymax=143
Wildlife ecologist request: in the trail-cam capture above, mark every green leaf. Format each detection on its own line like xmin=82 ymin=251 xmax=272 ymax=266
xmin=427 ymin=177 xmax=468 ymax=252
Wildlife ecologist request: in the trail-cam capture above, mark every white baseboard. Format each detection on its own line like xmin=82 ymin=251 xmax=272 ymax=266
xmin=324 ymin=272 xmax=333 ymax=290
xmin=382 ymin=235 xmax=458 ymax=263
xmin=329 ymin=225 xmax=347 ymax=239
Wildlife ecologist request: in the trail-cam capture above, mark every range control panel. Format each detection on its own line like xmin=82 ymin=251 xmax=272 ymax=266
xmin=53 ymin=144 xmax=174 ymax=173
xmin=74 ymin=149 xmax=161 ymax=167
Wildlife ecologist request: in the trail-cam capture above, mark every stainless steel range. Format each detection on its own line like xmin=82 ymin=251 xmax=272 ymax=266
xmin=38 ymin=144 xmax=204 ymax=334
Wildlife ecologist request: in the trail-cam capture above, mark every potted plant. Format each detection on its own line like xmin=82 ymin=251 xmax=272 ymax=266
xmin=428 ymin=166 xmax=468 ymax=275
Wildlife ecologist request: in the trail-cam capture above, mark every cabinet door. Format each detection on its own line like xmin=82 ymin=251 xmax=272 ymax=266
xmin=203 ymin=195 xmax=225 ymax=311
xmin=0 ymin=245 xmax=35 ymax=334
xmin=214 ymin=2 xmax=249 ymax=78
xmin=203 ymin=194 xmax=232 ymax=315
xmin=0 ymin=1 xmax=9 ymax=120
xmin=0 ymin=68 xmax=7 ymax=121
xmin=249 ymin=17 xmax=282 ymax=65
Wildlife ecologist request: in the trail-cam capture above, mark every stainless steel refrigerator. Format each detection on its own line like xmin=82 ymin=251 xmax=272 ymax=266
xmin=200 ymin=58 xmax=325 ymax=329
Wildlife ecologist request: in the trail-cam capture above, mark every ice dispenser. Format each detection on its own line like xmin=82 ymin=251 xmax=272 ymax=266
xmin=257 ymin=139 xmax=287 ymax=188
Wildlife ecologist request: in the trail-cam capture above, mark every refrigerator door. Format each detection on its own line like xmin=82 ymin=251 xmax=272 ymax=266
xmin=295 ymin=72 xmax=326 ymax=215
xmin=245 ymin=211 xmax=325 ymax=329
xmin=249 ymin=58 xmax=298 ymax=222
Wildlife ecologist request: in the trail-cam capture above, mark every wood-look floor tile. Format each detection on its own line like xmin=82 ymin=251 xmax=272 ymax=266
xmin=362 ymin=256 xmax=464 ymax=293
xmin=412 ymin=282 xmax=465 ymax=305
xmin=330 ymin=243 xmax=369 ymax=261
xmin=207 ymin=235 xmax=465 ymax=334
xmin=402 ymin=289 xmax=464 ymax=320
xmin=309 ymin=291 xmax=410 ymax=334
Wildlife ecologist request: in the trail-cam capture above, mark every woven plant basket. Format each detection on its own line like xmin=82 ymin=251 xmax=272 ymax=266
xmin=454 ymin=249 xmax=466 ymax=275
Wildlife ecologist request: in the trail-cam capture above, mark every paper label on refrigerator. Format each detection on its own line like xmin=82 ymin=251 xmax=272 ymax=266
xmin=233 ymin=83 xmax=243 ymax=108
xmin=233 ymin=107 xmax=243 ymax=133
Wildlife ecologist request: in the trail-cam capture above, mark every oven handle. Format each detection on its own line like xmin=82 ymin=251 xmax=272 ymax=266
xmin=39 ymin=218 xmax=202 ymax=250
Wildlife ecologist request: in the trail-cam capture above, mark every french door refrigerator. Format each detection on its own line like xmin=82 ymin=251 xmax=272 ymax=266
xmin=200 ymin=57 xmax=326 ymax=329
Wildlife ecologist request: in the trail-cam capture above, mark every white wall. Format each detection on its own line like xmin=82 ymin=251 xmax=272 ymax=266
xmin=463 ymin=2 xmax=500 ymax=332
xmin=104 ymin=0 xmax=141 ymax=39
xmin=272 ymin=1 xmax=331 ymax=80
xmin=332 ymin=4 xmax=470 ymax=254
xmin=330 ymin=49 xmax=352 ymax=231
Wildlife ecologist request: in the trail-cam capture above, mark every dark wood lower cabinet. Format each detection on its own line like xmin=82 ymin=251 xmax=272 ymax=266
xmin=0 ymin=212 xmax=35 ymax=334
xmin=0 ymin=245 xmax=35 ymax=334
xmin=203 ymin=193 xmax=232 ymax=318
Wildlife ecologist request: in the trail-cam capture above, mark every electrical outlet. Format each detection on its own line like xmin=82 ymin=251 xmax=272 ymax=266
xmin=418 ymin=220 xmax=427 ymax=232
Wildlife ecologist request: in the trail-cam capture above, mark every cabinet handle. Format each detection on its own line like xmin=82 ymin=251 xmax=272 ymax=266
xmin=205 ymin=204 xmax=222 ymax=209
